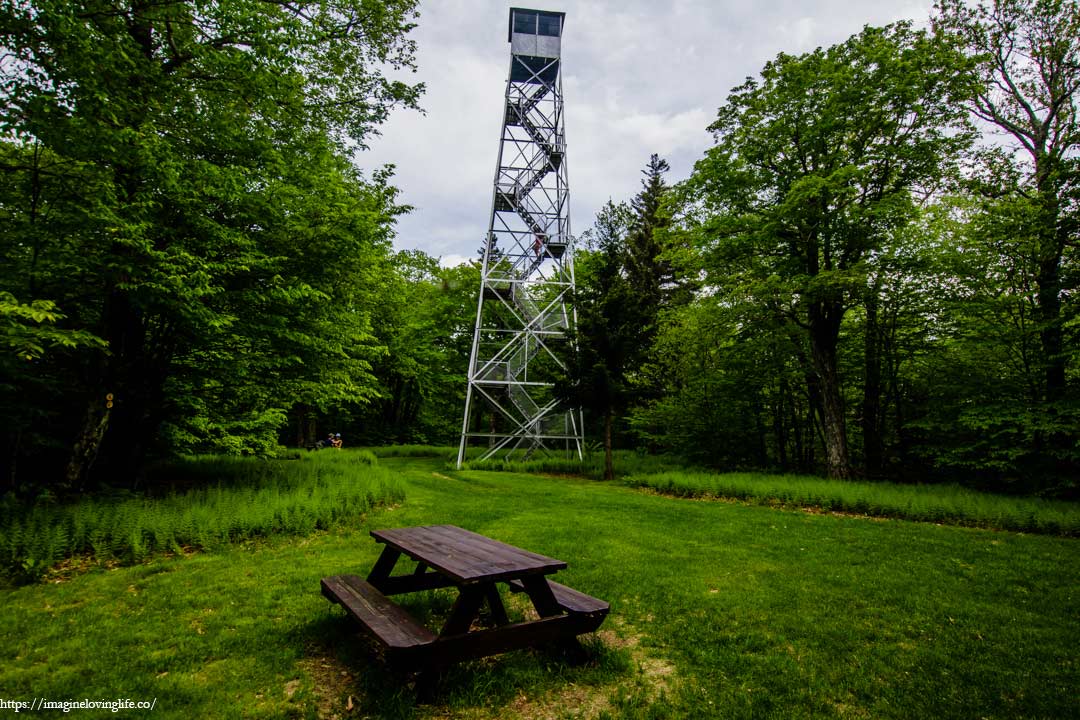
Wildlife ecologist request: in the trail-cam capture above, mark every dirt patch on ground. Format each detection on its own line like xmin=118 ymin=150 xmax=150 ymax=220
xmin=299 ymin=618 xmax=674 ymax=720
xmin=297 ymin=655 xmax=356 ymax=720
xmin=598 ymin=623 xmax=677 ymax=698
xmin=797 ymin=505 xmax=891 ymax=521
xmin=505 ymin=681 xmax=613 ymax=720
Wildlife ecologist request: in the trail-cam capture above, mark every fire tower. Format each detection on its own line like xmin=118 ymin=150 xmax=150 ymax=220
xmin=457 ymin=7 xmax=583 ymax=467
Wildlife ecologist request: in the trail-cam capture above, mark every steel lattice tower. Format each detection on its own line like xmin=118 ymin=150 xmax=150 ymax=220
xmin=457 ymin=7 xmax=583 ymax=468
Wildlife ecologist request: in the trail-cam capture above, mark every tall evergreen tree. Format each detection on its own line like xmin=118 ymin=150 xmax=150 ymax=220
xmin=556 ymin=202 xmax=648 ymax=479
xmin=625 ymin=154 xmax=673 ymax=327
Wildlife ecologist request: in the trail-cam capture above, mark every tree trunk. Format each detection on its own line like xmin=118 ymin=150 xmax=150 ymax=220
xmin=803 ymin=404 xmax=816 ymax=472
xmin=792 ymin=406 xmax=804 ymax=473
xmin=603 ymin=410 xmax=614 ymax=481
xmin=67 ymin=284 xmax=168 ymax=488
xmin=295 ymin=404 xmax=317 ymax=447
xmin=774 ymin=376 xmax=789 ymax=471
xmin=862 ymin=294 xmax=883 ymax=478
xmin=799 ymin=368 xmax=822 ymax=474
xmin=1031 ymin=180 xmax=1070 ymax=472
xmin=817 ymin=365 xmax=851 ymax=480
xmin=64 ymin=398 xmax=111 ymax=490
xmin=789 ymin=340 xmax=822 ymax=474
xmin=753 ymin=395 xmax=768 ymax=467
xmin=73 ymin=1 xmax=160 ymax=488
xmin=810 ymin=302 xmax=852 ymax=479
xmin=1036 ymin=251 xmax=1065 ymax=400
xmin=1033 ymin=156 xmax=1068 ymax=401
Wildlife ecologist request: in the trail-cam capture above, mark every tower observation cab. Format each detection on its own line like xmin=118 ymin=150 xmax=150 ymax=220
xmin=457 ymin=8 xmax=583 ymax=468
xmin=509 ymin=8 xmax=563 ymax=84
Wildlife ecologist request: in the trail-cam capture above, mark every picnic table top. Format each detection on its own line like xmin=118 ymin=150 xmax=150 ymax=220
xmin=371 ymin=524 xmax=567 ymax=584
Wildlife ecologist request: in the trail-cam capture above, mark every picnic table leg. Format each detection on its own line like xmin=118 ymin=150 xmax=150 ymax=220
xmin=414 ymin=666 xmax=445 ymax=704
xmin=483 ymin=584 xmax=510 ymax=626
xmin=417 ymin=584 xmax=500 ymax=702
xmin=366 ymin=547 xmax=402 ymax=590
xmin=520 ymin=576 xmax=561 ymax=617
xmin=520 ymin=576 xmax=588 ymax=663
xmin=440 ymin=585 xmax=486 ymax=636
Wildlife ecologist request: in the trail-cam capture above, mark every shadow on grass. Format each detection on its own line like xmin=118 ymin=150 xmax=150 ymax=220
xmin=302 ymin=610 xmax=632 ymax=718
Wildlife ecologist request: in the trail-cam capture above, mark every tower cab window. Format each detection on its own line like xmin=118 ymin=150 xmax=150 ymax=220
xmin=513 ymin=11 xmax=537 ymax=34
xmin=537 ymin=15 xmax=560 ymax=36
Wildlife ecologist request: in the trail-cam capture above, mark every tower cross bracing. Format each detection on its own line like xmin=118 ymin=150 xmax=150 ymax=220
xmin=457 ymin=7 xmax=583 ymax=467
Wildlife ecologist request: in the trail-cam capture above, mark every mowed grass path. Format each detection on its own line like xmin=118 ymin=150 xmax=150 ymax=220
xmin=2 ymin=456 xmax=1077 ymax=719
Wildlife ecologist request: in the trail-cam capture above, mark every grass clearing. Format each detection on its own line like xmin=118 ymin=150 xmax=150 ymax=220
xmin=1 ymin=456 xmax=1077 ymax=719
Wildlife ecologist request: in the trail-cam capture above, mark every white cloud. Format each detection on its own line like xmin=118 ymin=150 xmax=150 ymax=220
xmin=612 ymin=109 xmax=712 ymax=157
xmin=438 ymin=253 xmax=474 ymax=268
xmin=776 ymin=17 xmax=819 ymax=52
xmin=358 ymin=0 xmax=942 ymax=259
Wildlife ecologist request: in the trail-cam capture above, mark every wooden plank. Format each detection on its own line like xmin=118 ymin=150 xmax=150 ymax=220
xmin=321 ymin=575 xmax=436 ymax=650
xmin=484 ymin=584 xmax=510 ymax=626
xmin=423 ymin=525 xmax=562 ymax=575
xmin=544 ymin=581 xmax=609 ymax=616
xmin=406 ymin=527 xmax=507 ymax=578
xmin=372 ymin=527 xmax=476 ymax=578
xmin=419 ymin=525 xmax=526 ymax=579
xmin=377 ymin=525 xmax=563 ymax=571
xmin=372 ymin=525 xmax=500 ymax=580
xmin=371 ymin=525 xmax=566 ymax=583
xmin=427 ymin=525 xmax=565 ymax=567
xmin=425 ymin=613 xmax=604 ymax=667
xmin=376 ymin=572 xmax=457 ymax=596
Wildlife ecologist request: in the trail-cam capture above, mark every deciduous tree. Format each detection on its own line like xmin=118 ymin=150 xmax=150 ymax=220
xmin=0 ymin=0 xmax=422 ymax=487
xmin=934 ymin=0 xmax=1080 ymax=403
xmin=677 ymin=23 xmax=973 ymax=478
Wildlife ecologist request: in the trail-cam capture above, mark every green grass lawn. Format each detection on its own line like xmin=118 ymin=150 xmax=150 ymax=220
xmin=1 ymin=455 xmax=1077 ymax=719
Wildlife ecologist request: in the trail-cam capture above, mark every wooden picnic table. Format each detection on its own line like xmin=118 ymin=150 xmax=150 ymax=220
xmin=321 ymin=524 xmax=609 ymax=673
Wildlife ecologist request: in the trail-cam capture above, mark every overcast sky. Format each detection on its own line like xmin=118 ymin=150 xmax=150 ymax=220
xmin=359 ymin=0 xmax=935 ymax=266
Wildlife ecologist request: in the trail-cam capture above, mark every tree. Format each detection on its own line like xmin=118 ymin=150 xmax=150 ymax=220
xmin=932 ymin=0 xmax=1079 ymax=481
xmin=349 ymin=252 xmax=477 ymax=445
xmin=556 ymin=202 xmax=650 ymax=480
xmin=624 ymin=155 xmax=676 ymax=325
xmin=629 ymin=297 xmax=799 ymax=469
xmin=0 ymin=0 xmax=422 ymax=488
xmin=677 ymin=23 xmax=974 ymax=478
xmin=160 ymin=157 xmax=408 ymax=458
xmin=934 ymin=0 xmax=1080 ymax=403
xmin=894 ymin=193 xmax=1080 ymax=490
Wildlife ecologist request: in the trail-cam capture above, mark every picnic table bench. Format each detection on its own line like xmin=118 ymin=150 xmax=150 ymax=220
xmin=321 ymin=524 xmax=609 ymax=673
